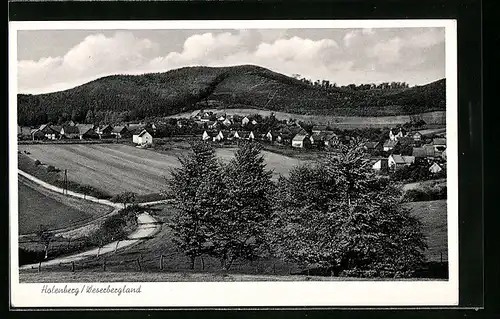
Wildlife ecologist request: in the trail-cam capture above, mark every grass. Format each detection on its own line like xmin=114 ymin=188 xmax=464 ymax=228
xmin=19 ymin=271 xmax=445 ymax=283
xmin=172 ymin=108 xmax=446 ymax=127
xmin=18 ymin=143 xmax=308 ymax=194
xmin=18 ymin=176 xmax=113 ymax=235
xmin=407 ymin=200 xmax=448 ymax=262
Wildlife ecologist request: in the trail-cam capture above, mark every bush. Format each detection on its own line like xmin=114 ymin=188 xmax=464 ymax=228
xmin=405 ymin=185 xmax=447 ymax=202
xmin=46 ymin=165 xmax=58 ymax=172
xmin=34 ymin=159 xmax=41 ymax=166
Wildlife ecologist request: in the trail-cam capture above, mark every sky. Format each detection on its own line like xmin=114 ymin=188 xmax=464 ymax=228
xmin=16 ymin=28 xmax=446 ymax=94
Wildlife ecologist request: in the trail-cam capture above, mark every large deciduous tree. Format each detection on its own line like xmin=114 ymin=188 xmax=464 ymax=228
xmin=270 ymin=138 xmax=427 ymax=278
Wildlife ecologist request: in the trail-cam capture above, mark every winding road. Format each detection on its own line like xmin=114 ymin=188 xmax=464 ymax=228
xmin=18 ymin=169 xmax=165 ymax=270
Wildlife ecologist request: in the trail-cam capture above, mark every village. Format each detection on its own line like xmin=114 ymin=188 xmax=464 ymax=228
xmin=18 ymin=109 xmax=447 ymax=177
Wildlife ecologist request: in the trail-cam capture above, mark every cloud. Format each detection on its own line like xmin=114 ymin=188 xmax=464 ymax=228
xmin=17 ymin=28 xmax=445 ymax=94
xmin=18 ymin=32 xmax=158 ymax=93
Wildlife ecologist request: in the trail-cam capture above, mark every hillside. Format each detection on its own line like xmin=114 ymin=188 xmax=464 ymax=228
xmin=17 ymin=65 xmax=446 ymax=126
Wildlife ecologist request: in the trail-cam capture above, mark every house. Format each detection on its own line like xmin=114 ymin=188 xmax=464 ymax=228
xmin=96 ymin=125 xmax=113 ymax=138
xmin=200 ymin=111 xmax=213 ymax=122
xmin=213 ymin=130 xmax=231 ymax=142
xmin=111 ymin=126 xmax=130 ymax=138
xmin=216 ymin=112 xmax=226 ymax=121
xmin=30 ymin=129 xmax=45 ymax=140
xmin=207 ymin=121 xmax=219 ymax=129
xmin=383 ymin=140 xmax=399 ymax=152
xmin=235 ymin=131 xmax=254 ymax=140
xmin=388 ymin=154 xmax=415 ymax=170
xmin=363 ymin=141 xmax=382 ymax=152
xmin=37 ymin=124 xmax=60 ymax=140
xmin=292 ymin=133 xmax=311 ymax=148
xmin=413 ymin=145 xmax=439 ymax=158
xmin=265 ymin=130 xmax=282 ymax=143
xmin=432 ymin=138 xmax=446 ymax=152
xmin=202 ymin=130 xmax=217 ymax=141
xmin=310 ymin=132 xmax=326 ymax=145
xmin=133 ymin=130 xmax=153 ymax=145
xmin=389 ymin=128 xmax=406 ymax=141
xmin=76 ymin=124 xmax=98 ymax=139
xmin=372 ymin=158 xmax=389 ymax=172
xmin=242 ymin=116 xmax=250 ymax=126
xmin=429 ymin=162 xmax=443 ymax=174
xmin=222 ymin=118 xmax=232 ymax=127
xmin=397 ymin=136 xmax=415 ymax=147
xmin=412 ymin=132 xmax=422 ymax=141
xmin=60 ymin=125 xmax=80 ymax=139
xmin=323 ymin=133 xmax=339 ymax=148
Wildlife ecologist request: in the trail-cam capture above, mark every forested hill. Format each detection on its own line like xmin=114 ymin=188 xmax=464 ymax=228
xmin=17 ymin=65 xmax=446 ymax=126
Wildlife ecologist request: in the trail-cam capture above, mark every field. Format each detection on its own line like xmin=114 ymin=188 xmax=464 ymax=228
xmin=18 ymin=176 xmax=113 ymax=235
xmin=407 ymin=200 xmax=448 ymax=262
xmin=18 ymin=144 xmax=306 ymax=196
xmin=171 ymin=108 xmax=446 ymax=128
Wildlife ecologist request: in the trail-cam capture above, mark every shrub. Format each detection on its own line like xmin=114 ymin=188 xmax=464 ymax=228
xmin=34 ymin=159 xmax=41 ymax=166
xmin=46 ymin=165 xmax=57 ymax=172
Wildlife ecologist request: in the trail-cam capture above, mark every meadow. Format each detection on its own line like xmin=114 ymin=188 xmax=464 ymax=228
xmin=18 ymin=144 xmax=306 ymax=196
xmin=18 ymin=176 xmax=113 ymax=235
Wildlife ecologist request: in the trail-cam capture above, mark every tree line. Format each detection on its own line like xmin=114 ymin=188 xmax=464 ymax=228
xmin=167 ymin=139 xmax=427 ymax=277
xmin=292 ymin=74 xmax=411 ymax=91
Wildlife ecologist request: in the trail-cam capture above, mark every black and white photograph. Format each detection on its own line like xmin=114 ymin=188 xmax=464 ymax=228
xmin=9 ymin=20 xmax=458 ymax=307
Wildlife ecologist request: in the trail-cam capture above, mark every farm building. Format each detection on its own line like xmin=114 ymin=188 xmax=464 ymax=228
xmin=222 ymin=118 xmax=232 ymax=127
xmin=60 ymin=125 xmax=80 ymax=139
xmin=36 ymin=124 xmax=60 ymax=140
xmin=292 ymin=133 xmax=311 ymax=148
xmin=111 ymin=126 xmax=130 ymax=138
xmin=266 ymin=130 xmax=282 ymax=143
xmin=77 ymin=124 xmax=99 ymax=139
xmin=383 ymin=140 xmax=399 ymax=152
xmin=412 ymin=132 xmax=423 ymax=141
xmin=429 ymin=163 xmax=443 ymax=174
xmin=214 ymin=130 xmax=231 ymax=142
xmin=96 ymin=125 xmax=113 ymax=138
xmin=241 ymin=116 xmax=250 ymax=126
xmin=363 ymin=141 xmax=382 ymax=152
xmin=323 ymin=133 xmax=339 ymax=148
xmin=310 ymin=132 xmax=326 ymax=145
xmin=389 ymin=128 xmax=406 ymax=141
xmin=372 ymin=158 xmax=389 ymax=172
xmin=133 ymin=130 xmax=153 ymax=145
xmin=202 ymin=130 xmax=217 ymax=141
xmin=30 ymin=129 xmax=45 ymax=140
xmin=432 ymin=138 xmax=447 ymax=152
xmin=388 ymin=154 xmax=415 ymax=170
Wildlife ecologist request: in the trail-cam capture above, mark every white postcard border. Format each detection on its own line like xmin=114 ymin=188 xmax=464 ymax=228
xmin=9 ymin=19 xmax=458 ymax=308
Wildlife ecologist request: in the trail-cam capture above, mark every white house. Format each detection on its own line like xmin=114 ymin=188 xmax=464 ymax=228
xmin=222 ymin=118 xmax=232 ymax=127
xmin=202 ymin=130 xmax=211 ymax=141
xmin=429 ymin=162 xmax=443 ymax=174
xmin=388 ymin=154 xmax=415 ymax=170
xmin=372 ymin=159 xmax=389 ymax=172
xmin=242 ymin=116 xmax=250 ymax=126
xmin=292 ymin=133 xmax=311 ymax=148
xmin=133 ymin=130 xmax=153 ymax=145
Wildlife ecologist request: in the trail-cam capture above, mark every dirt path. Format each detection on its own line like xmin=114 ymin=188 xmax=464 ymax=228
xmin=18 ymin=170 xmax=163 ymax=269
xmin=19 ymin=212 xmax=160 ymax=270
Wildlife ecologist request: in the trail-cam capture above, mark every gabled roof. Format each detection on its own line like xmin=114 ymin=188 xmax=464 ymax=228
xmin=51 ymin=125 xmax=62 ymax=133
xmin=383 ymin=140 xmax=399 ymax=147
xmin=397 ymin=136 xmax=414 ymax=145
xmin=390 ymin=154 xmax=415 ymax=164
xmin=112 ymin=126 xmax=127 ymax=133
xmin=432 ymin=138 xmax=446 ymax=146
xmin=76 ymin=124 xmax=95 ymax=135
xmin=237 ymin=131 xmax=250 ymax=138
xmin=363 ymin=141 xmax=380 ymax=149
xmin=311 ymin=132 xmax=327 ymax=140
xmin=136 ymin=129 xmax=152 ymax=137
xmin=292 ymin=133 xmax=309 ymax=142
xmin=62 ymin=125 xmax=79 ymax=134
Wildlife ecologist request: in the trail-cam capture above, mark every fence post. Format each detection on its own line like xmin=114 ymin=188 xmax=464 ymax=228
xmin=71 ymin=261 xmax=75 ymax=272
xmin=38 ymin=261 xmax=42 ymax=272
xmin=136 ymin=258 xmax=142 ymax=271
xmin=159 ymin=255 xmax=164 ymax=270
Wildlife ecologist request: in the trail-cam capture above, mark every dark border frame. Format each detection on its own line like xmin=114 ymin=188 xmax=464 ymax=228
xmin=7 ymin=0 xmax=484 ymax=313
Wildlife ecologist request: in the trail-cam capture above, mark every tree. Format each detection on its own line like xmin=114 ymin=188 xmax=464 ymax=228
xmin=36 ymin=225 xmax=53 ymax=260
xmin=210 ymin=141 xmax=274 ymax=270
xmin=113 ymin=192 xmax=136 ymax=208
xmin=270 ymin=138 xmax=427 ymax=277
xmin=167 ymin=141 xmax=226 ymax=270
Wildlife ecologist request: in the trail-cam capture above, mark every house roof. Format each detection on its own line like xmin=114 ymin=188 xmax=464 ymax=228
xmin=364 ymin=141 xmax=380 ymax=149
xmin=433 ymin=138 xmax=446 ymax=146
xmin=62 ymin=125 xmax=79 ymax=134
xmin=216 ymin=112 xmax=226 ymax=118
xmin=112 ymin=126 xmax=127 ymax=133
xmin=383 ymin=140 xmax=399 ymax=147
xmin=51 ymin=125 xmax=62 ymax=133
xmin=136 ymin=129 xmax=152 ymax=137
xmin=311 ymin=132 xmax=327 ymax=140
xmin=292 ymin=133 xmax=309 ymax=142
xmin=430 ymin=162 xmax=442 ymax=169
xmin=390 ymin=154 xmax=415 ymax=164
xmin=237 ymin=131 xmax=250 ymax=138
xmin=397 ymin=136 xmax=414 ymax=145
xmin=412 ymin=147 xmax=427 ymax=157
xmin=76 ymin=124 xmax=95 ymax=135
